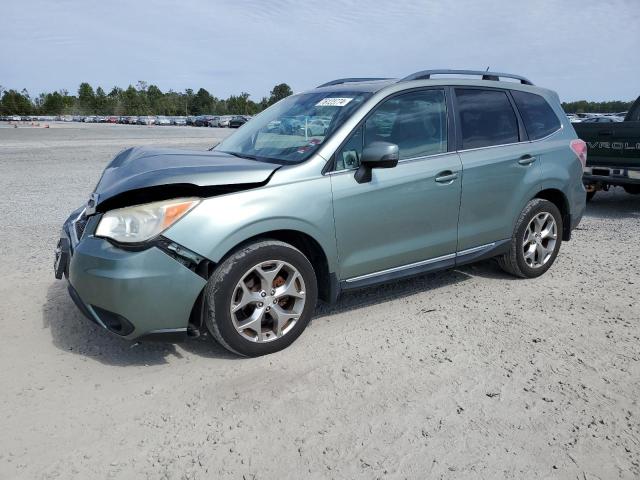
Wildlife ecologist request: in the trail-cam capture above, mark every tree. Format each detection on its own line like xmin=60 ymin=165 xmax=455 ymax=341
xmin=268 ymin=83 xmax=293 ymax=106
xmin=121 ymin=85 xmax=148 ymax=115
xmin=226 ymin=92 xmax=258 ymax=115
xmin=94 ymin=87 xmax=108 ymax=114
xmin=40 ymin=91 xmax=66 ymax=114
xmin=191 ymin=88 xmax=214 ymax=115
xmin=77 ymin=82 xmax=95 ymax=114
xmin=0 ymin=89 xmax=33 ymax=115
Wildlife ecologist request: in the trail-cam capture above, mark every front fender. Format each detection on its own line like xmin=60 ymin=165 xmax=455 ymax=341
xmin=162 ymin=174 xmax=339 ymax=274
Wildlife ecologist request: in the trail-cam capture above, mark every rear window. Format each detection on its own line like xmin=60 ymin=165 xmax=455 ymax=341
xmin=512 ymin=90 xmax=561 ymax=140
xmin=456 ymin=89 xmax=519 ymax=149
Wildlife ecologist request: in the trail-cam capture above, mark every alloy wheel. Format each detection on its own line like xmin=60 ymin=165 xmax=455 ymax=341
xmin=522 ymin=212 xmax=557 ymax=268
xmin=229 ymin=260 xmax=306 ymax=343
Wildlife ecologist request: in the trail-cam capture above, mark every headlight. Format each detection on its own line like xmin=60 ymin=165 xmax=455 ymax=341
xmin=95 ymin=198 xmax=200 ymax=243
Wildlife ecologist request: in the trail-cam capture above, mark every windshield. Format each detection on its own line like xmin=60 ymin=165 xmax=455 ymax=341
xmin=214 ymin=91 xmax=372 ymax=164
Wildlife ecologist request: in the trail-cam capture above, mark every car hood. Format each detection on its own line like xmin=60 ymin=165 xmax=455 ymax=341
xmin=90 ymin=146 xmax=279 ymax=212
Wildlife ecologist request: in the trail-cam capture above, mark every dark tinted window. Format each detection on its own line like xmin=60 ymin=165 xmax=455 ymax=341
xmin=512 ymin=90 xmax=561 ymax=140
xmin=456 ymin=89 xmax=519 ymax=149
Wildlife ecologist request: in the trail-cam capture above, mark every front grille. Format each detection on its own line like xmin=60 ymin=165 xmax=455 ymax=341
xmin=74 ymin=215 xmax=88 ymax=240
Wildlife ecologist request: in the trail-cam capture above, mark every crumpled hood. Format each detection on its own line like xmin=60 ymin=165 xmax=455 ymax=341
xmin=90 ymin=146 xmax=279 ymax=211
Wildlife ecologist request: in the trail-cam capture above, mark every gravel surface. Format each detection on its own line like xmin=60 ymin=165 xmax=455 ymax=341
xmin=0 ymin=123 xmax=639 ymax=479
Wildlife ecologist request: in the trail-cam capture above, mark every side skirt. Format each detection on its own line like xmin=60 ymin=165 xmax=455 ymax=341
xmin=339 ymin=240 xmax=510 ymax=293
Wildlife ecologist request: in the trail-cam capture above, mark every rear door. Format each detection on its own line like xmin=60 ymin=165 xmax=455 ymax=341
xmin=454 ymin=88 xmax=542 ymax=251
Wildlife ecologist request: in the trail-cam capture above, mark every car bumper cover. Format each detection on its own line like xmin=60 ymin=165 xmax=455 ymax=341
xmin=65 ymin=236 xmax=206 ymax=341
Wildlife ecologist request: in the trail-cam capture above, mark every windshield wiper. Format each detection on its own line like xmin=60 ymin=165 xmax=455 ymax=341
xmin=220 ymin=150 xmax=288 ymax=165
xmin=220 ymin=151 xmax=259 ymax=161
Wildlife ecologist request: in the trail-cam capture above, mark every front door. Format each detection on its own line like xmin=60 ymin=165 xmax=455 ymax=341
xmin=329 ymin=89 xmax=462 ymax=282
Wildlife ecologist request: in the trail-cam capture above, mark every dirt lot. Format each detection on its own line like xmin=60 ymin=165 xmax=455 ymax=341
xmin=0 ymin=123 xmax=638 ymax=479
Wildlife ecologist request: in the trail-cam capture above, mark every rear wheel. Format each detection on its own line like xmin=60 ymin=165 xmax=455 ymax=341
xmin=205 ymin=240 xmax=318 ymax=357
xmin=623 ymin=185 xmax=640 ymax=195
xmin=497 ymin=199 xmax=563 ymax=278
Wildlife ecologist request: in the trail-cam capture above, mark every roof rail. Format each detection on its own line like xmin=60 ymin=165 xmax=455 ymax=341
xmin=316 ymin=77 xmax=391 ymax=88
xmin=399 ymin=69 xmax=534 ymax=85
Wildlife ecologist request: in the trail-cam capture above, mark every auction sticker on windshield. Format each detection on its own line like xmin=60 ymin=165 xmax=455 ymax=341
xmin=315 ymin=97 xmax=353 ymax=107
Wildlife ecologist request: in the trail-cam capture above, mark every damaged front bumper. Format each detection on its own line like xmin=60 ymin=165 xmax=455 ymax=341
xmin=55 ymin=208 xmax=207 ymax=342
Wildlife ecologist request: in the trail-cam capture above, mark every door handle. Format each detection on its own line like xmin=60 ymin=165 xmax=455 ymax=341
xmin=435 ymin=171 xmax=458 ymax=183
xmin=518 ymin=154 xmax=537 ymax=166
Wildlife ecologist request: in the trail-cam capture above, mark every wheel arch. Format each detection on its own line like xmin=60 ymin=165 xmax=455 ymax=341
xmin=534 ymin=188 xmax=571 ymax=241
xmin=214 ymin=229 xmax=336 ymax=304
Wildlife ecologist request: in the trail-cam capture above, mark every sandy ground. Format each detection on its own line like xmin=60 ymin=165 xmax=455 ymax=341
xmin=0 ymin=123 xmax=638 ymax=480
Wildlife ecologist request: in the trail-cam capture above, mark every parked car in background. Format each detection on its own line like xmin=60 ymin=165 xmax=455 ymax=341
xmin=137 ymin=116 xmax=156 ymax=125
xmin=156 ymin=116 xmax=171 ymax=126
xmin=573 ymin=95 xmax=640 ymax=200
xmin=172 ymin=117 xmax=187 ymax=126
xmin=193 ymin=115 xmax=215 ymax=127
xmin=186 ymin=116 xmax=197 ymax=126
xmin=207 ymin=116 xmax=222 ymax=127
xmin=218 ymin=116 xmax=232 ymax=127
xmin=228 ymin=115 xmax=249 ymax=128
xmin=580 ymin=116 xmax=624 ymax=123
xmin=56 ymin=69 xmax=585 ymax=357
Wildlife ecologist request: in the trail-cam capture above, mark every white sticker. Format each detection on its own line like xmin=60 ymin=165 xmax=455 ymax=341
xmin=315 ymin=97 xmax=353 ymax=107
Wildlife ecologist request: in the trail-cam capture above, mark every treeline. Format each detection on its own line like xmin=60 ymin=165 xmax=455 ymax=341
xmin=0 ymin=82 xmax=293 ymax=116
xmin=561 ymin=99 xmax=635 ymax=114
xmin=1 ymin=82 xmax=635 ymax=116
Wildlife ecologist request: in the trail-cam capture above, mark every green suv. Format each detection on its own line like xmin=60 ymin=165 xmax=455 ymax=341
xmin=55 ymin=70 xmax=587 ymax=356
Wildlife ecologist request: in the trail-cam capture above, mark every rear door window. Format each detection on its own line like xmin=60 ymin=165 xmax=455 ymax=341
xmin=455 ymin=89 xmax=519 ymax=149
xmin=511 ymin=90 xmax=561 ymax=140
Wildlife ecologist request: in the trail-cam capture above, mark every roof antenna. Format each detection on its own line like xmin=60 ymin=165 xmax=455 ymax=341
xmin=485 ymin=66 xmax=490 ymax=71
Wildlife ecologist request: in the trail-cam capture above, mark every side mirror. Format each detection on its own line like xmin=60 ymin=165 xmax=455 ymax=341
xmin=354 ymin=142 xmax=399 ymax=183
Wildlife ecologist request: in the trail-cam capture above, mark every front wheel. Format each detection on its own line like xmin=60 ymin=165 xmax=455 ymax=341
xmin=497 ymin=199 xmax=563 ymax=278
xmin=204 ymin=240 xmax=318 ymax=356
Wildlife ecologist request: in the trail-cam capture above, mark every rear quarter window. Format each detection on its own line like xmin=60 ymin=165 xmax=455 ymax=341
xmin=511 ymin=90 xmax=561 ymax=140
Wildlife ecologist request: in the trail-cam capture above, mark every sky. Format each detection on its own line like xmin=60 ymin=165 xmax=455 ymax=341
xmin=1 ymin=0 xmax=639 ymax=102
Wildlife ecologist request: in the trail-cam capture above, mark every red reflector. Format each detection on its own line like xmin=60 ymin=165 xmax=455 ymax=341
xmin=570 ymin=139 xmax=587 ymax=170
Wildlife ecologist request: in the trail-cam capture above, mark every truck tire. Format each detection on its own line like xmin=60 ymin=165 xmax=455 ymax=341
xmin=204 ymin=240 xmax=318 ymax=357
xmin=497 ymin=199 xmax=563 ymax=278
xmin=623 ymin=185 xmax=640 ymax=195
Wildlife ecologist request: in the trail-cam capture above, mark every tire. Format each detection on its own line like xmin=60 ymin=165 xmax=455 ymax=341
xmin=586 ymin=190 xmax=596 ymax=202
xmin=497 ymin=199 xmax=563 ymax=279
xmin=623 ymin=185 xmax=640 ymax=195
xmin=204 ymin=240 xmax=318 ymax=357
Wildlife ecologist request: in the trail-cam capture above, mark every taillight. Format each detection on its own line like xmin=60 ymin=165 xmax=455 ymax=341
xmin=570 ymin=139 xmax=587 ymax=170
